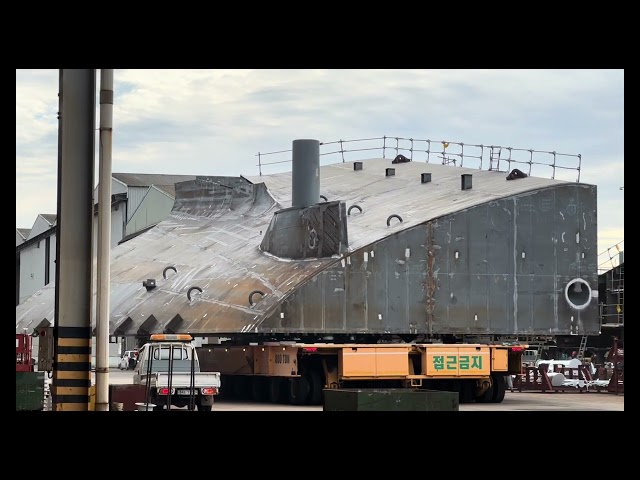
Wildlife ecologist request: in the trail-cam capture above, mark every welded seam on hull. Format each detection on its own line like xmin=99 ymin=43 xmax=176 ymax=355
xmin=550 ymin=189 xmax=558 ymax=333
xmin=512 ymin=197 xmax=518 ymax=333
xmin=426 ymin=222 xmax=436 ymax=333
xmin=161 ymin=289 xmax=260 ymax=315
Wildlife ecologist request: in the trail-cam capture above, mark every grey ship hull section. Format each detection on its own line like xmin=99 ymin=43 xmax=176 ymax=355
xmin=16 ymin=160 xmax=599 ymax=337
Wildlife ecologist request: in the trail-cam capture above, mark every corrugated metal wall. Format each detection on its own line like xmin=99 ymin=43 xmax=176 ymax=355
xmin=127 ymin=186 xmax=150 ymax=222
xmin=125 ymin=187 xmax=175 ymax=236
xmin=18 ymin=238 xmax=50 ymax=304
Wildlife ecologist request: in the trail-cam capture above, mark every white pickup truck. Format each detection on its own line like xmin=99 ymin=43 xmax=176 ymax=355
xmin=133 ymin=334 xmax=221 ymax=411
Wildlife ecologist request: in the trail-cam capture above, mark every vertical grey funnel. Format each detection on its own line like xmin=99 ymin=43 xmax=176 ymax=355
xmin=292 ymin=139 xmax=320 ymax=208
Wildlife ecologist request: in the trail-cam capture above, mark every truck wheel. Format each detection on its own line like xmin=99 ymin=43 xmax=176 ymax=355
xmin=459 ymin=381 xmax=474 ymax=404
xmin=307 ymin=370 xmax=323 ymax=405
xmin=475 ymin=382 xmax=494 ymax=403
xmin=268 ymin=377 xmax=285 ymax=403
xmin=220 ymin=375 xmax=234 ymax=399
xmin=491 ymin=375 xmax=506 ymax=403
xmin=288 ymin=377 xmax=310 ymax=405
xmin=233 ymin=376 xmax=251 ymax=400
xmin=197 ymin=404 xmax=212 ymax=412
xmin=251 ymin=377 xmax=268 ymax=402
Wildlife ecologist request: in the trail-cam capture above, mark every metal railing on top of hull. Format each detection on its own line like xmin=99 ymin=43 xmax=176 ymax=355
xmin=255 ymin=135 xmax=583 ymax=182
xmin=597 ymin=240 xmax=624 ymax=274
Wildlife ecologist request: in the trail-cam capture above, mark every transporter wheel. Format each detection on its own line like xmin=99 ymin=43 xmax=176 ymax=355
xmin=219 ymin=375 xmax=234 ymax=400
xmin=459 ymin=380 xmax=474 ymax=404
xmin=289 ymin=376 xmax=310 ymax=405
xmin=491 ymin=375 xmax=506 ymax=403
xmin=307 ymin=369 xmax=323 ymax=406
xmin=475 ymin=382 xmax=494 ymax=403
xmin=197 ymin=404 xmax=212 ymax=412
xmin=251 ymin=376 xmax=269 ymax=402
xmin=233 ymin=376 xmax=251 ymax=400
xmin=268 ymin=377 xmax=285 ymax=403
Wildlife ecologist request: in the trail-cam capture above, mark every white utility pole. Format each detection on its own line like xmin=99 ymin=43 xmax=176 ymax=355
xmin=95 ymin=69 xmax=114 ymax=411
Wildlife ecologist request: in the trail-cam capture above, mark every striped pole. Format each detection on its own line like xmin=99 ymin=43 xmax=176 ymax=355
xmin=52 ymin=69 xmax=96 ymax=411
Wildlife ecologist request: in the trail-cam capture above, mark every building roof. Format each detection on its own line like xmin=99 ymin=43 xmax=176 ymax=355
xmin=112 ymin=173 xmax=196 ymax=190
xmin=16 ymin=228 xmax=31 ymax=240
xmin=154 ymin=184 xmax=176 ymax=198
xmin=40 ymin=214 xmax=57 ymax=225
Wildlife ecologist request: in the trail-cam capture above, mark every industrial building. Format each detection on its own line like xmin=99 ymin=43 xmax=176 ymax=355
xmin=15 ymin=173 xmax=196 ymax=366
xmin=16 ymin=173 xmax=196 ymax=307
xmin=15 ymin=214 xmax=57 ymax=306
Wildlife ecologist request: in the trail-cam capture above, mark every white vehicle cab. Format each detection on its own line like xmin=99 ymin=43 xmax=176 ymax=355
xmin=119 ymin=350 xmax=138 ymax=370
xmin=133 ymin=334 xmax=221 ymax=411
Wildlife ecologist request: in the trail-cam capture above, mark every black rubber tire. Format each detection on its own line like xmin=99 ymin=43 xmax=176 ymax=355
xmin=307 ymin=370 xmax=323 ymax=406
xmin=475 ymin=383 xmax=494 ymax=403
xmin=251 ymin=377 xmax=268 ymax=402
xmin=288 ymin=376 xmax=310 ymax=405
xmin=197 ymin=404 xmax=212 ymax=412
xmin=491 ymin=375 xmax=507 ymax=403
xmin=233 ymin=376 xmax=251 ymax=400
xmin=268 ymin=377 xmax=285 ymax=403
xmin=220 ymin=375 xmax=233 ymax=400
xmin=459 ymin=380 xmax=474 ymax=404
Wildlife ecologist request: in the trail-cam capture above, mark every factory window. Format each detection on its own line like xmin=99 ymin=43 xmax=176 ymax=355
xmin=44 ymin=237 xmax=51 ymax=285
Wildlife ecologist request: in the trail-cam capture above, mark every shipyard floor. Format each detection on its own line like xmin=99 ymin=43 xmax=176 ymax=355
xmin=97 ymin=371 xmax=624 ymax=411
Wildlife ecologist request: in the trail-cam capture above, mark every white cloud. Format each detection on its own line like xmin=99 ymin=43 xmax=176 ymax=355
xmin=16 ymin=68 xmax=623 ymax=248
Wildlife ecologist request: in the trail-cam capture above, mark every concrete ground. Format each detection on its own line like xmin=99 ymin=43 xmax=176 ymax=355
xmin=101 ymin=370 xmax=624 ymax=411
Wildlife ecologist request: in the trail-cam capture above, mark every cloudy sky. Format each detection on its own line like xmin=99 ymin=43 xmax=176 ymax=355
xmin=16 ymin=69 xmax=624 ymax=265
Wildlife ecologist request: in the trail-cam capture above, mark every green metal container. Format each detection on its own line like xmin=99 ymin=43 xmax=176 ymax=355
xmin=323 ymin=388 xmax=459 ymax=411
xmin=16 ymin=372 xmax=45 ymax=411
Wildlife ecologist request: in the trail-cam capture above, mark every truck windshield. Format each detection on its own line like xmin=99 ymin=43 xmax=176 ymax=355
xmin=141 ymin=345 xmax=200 ymax=373
xmin=153 ymin=347 xmax=190 ymax=360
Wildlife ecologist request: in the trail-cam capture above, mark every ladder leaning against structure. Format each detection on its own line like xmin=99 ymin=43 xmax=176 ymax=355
xmin=577 ymin=335 xmax=588 ymax=361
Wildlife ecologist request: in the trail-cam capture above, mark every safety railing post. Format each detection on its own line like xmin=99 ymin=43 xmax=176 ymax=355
xmin=255 ymin=136 xmax=582 ymax=183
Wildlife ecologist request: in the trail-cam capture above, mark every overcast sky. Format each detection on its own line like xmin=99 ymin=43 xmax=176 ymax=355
xmin=16 ymin=69 xmax=624 ymax=263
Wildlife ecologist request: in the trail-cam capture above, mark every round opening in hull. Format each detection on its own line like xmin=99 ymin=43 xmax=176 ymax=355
xmin=565 ymin=278 xmax=592 ymax=310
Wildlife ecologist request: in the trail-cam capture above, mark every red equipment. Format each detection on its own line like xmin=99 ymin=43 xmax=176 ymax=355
xmin=16 ymin=334 xmax=34 ymax=372
xmin=607 ymin=337 xmax=624 ymax=394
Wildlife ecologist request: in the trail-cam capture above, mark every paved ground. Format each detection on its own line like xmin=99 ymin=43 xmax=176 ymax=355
xmin=102 ymin=370 xmax=624 ymax=411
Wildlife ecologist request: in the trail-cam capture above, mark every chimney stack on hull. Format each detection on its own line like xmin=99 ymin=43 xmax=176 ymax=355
xmin=292 ymin=139 xmax=320 ymax=208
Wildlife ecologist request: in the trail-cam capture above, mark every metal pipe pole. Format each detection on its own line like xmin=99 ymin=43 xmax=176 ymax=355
xmin=51 ymin=69 xmax=63 ymax=410
xmin=95 ymin=69 xmax=114 ymax=411
xmin=291 ymin=139 xmax=320 ymax=208
xmin=53 ymin=69 xmax=96 ymax=411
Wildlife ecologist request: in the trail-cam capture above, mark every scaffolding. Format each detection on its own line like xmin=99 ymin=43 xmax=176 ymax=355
xmin=599 ymin=242 xmax=624 ymax=328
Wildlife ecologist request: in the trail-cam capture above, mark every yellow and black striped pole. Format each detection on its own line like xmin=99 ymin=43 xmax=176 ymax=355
xmin=52 ymin=69 xmax=96 ymax=412
xmin=54 ymin=327 xmax=92 ymax=410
